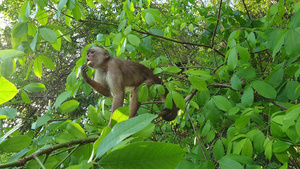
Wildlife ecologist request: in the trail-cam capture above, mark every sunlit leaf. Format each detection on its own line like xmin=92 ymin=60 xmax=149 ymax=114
xmin=99 ymin=142 xmax=185 ymax=169
xmin=66 ymin=122 xmax=87 ymax=139
xmin=0 ymin=135 xmax=31 ymax=152
xmin=57 ymin=100 xmax=79 ymax=113
xmin=23 ymin=83 xmax=46 ymax=92
xmin=0 ymin=77 xmax=19 ymax=105
xmin=40 ymin=28 xmax=57 ymax=43
xmin=12 ymin=22 xmax=28 ymax=38
xmin=96 ymin=114 xmax=157 ymax=158
xmin=127 ymin=34 xmax=140 ymax=47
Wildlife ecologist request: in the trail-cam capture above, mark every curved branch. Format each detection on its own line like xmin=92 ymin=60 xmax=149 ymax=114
xmin=0 ymin=137 xmax=97 ymax=168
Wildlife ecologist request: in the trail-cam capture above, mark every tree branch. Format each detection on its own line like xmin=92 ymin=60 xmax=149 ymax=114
xmin=0 ymin=137 xmax=97 ymax=168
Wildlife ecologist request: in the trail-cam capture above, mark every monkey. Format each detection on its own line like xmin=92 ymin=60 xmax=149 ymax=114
xmin=81 ymin=46 xmax=178 ymax=124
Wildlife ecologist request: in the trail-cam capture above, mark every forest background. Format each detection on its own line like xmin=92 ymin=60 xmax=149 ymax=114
xmin=0 ymin=0 xmax=300 ymax=168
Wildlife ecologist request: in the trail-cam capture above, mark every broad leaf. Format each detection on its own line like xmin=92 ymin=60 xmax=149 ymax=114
xmin=251 ymin=80 xmax=277 ymax=99
xmin=219 ymin=157 xmax=243 ymax=169
xmin=57 ymin=100 xmax=79 ymax=113
xmin=96 ymin=113 xmax=157 ymax=158
xmin=99 ymin=142 xmax=185 ymax=169
xmin=0 ymin=135 xmax=31 ymax=152
xmin=66 ymin=122 xmax=87 ymax=139
xmin=12 ymin=22 xmax=28 ymax=38
xmin=0 ymin=77 xmax=19 ymax=105
xmin=172 ymin=91 xmax=185 ymax=110
xmin=127 ymin=34 xmax=140 ymax=47
xmin=0 ymin=49 xmax=25 ymax=61
xmin=40 ymin=28 xmax=57 ymax=43
xmin=213 ymin=96 xmax=232 ymax=111
xmin=145 ymin=13 xmax=155 ymax=26
xmin=23 ymin=83 xmax=46 ymax=92
xmin=188 ymin=75 xmax=207 ymax=91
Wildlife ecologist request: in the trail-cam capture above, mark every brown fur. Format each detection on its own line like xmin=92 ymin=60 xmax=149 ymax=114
xmin=81 ymin=46 xmax=178 ymax=124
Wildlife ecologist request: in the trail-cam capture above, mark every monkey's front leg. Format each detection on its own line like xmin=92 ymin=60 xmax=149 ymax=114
xmin=108 ymin=91 xmax=125 ymax=126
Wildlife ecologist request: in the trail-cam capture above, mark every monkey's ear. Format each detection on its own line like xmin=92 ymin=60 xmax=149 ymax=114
xmin=104 ymin=49 xmax=110 ymax=58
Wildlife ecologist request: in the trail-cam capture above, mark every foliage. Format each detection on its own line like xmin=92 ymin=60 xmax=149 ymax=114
xmin=1 ymin=0 xmax=300 ymax=168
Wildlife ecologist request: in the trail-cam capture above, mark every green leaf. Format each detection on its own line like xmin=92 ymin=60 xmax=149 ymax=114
xmin=241 ymin=85 xmax=254 ymax=107
xmin=138 ymin=84 xmax=149 ymax=103
xmin=124 ymin=25 xmax=132 ymax=35
xmin=52 ymin=31 xmax=61 ymax=51
xmin=67 ymin=0 xmax=75 ymax=10
xmin=35 ymin=0 xmax=48 ymax=8
xmin=127 ymin=34 xmax=140 ymax=47
xmin=272 ymin=31 xmax=286 ymax=57
xmin=273 ymin=141 xmax=290 ymax=153
xmin=188 ymin=24 xmax=194 ymax=32
xmin=113 ymin=33 xmax=122 ymax=47
xmin=131 ymin=123 xmax=155 ymax=142
xmin=12 ymin=22 xmax=28 ymax=38
xmin=213 ymin=139 xmax=225 ymax=161
xmin=86 ymin=0 xmax=96 ymax=8
xmin=1 ymin=58 xmax=15 ymax=78
xmin=88 ymin=105 xmax=99 ymax=125
xmin=30 ymin=32 xmax=38 ymax=51
xmin=36 ymin=8 xmax=48 ymax=25
xmin=65 ymin=10 xmax=71 ymax=26
xmin=251 ymin=80 xmax=277 ymax=99
xmin=231 ymin=74 xmax=242 ymax=90
xmin=66 ymin=72 xmax=76 ymax=89
xmin=40 ymin=55 xmax=56 ymax=70
xmin=188 ymin=75 xmax=207 ymax=91
xmin=145 ymin=13 xmax=155 ymax=26
xmin=31 ymin=114 xmax=52 ymax=129
xmin=58 ymin=0 xmax=68 ymax=10
xmin=0 ymin=77 xmax=19 ymax=105
xmin=236 ymin=67 xmax=256 ymax=79
xmin=111 ymin=107 xmax=129 ymax=127
xmin=23 ymin=83 xmax=46 ymax=92
xmin=66 ymin=122 xmax=87 ymax=139
xmin=172 ymin=91 xmax=185 ymax=109
xmin=0 ymin=49 xmax=25 ymax=61
xmin=213 ymin=96 xmax=232 ymax=111
xmin=253 ymin=131 xmax=265 ymax=153
xmin=207 ymin=17 xmax=218 ymax=24
xmin=265 ymin=68 xmax=284 ymax=87
xmin=241 ymin=139 xmax=253 ymax=157
xmin=34 ymin=56 xmax=43 ymax=78
xmin=165 ymin=93 xmax=173 ymax=109
xmin=219 ymin=157 xmax=243 ymax=169
xmin=264 ymin=140 xmax=272 ymax=160
xmin=227 ymin=47 xmax=238 ymax=69
xmin=54 ymin=91 xmax=72 ymax=109
xmin=237 ymin=46 xmax=250 ymax=62
xmin=165 ymin=66 xmax=181 ymax=73
xmin=99 ymin=142 xmax=185 ymax=169
xmin=40 ymin=28 xmax=57 ymax=43
xmin=0 ymin=135 xmax=31 ymax=152
xmin=118 ymin=20 xmax=127 ymax=31
xmin=96 ymin=113 xmax=157 ymax=158
xmin=285 ymin=81 xmax=300 ymax=101
xmin=235 ymin=115 xmax=251 ymax=129
xmin=285 ymin=28 xmax=300 ymax=56
xmin=0 ymin=108 xmax=17 ymax=119
xmin=57 ymin=100 xmax=79 ymax=113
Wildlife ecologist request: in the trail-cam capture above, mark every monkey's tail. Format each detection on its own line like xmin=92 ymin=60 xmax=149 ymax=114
xmin=158 ymin=106 xmax=179 ymax=121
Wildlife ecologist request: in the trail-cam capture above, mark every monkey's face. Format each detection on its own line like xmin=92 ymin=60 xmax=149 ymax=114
xmin=86 ymin=46 xmax=109 ymax=69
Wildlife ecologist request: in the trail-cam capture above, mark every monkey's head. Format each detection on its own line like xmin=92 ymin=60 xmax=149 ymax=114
xmin=86 ymin=46 xmax=110 ymax=68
